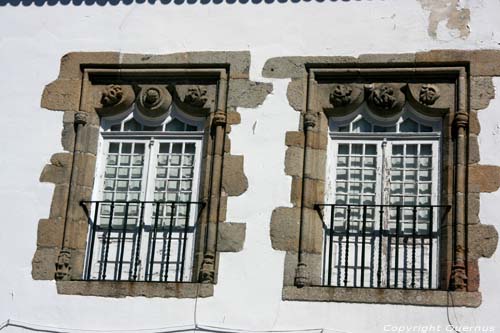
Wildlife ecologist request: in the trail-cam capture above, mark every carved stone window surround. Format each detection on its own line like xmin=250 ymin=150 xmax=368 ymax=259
xmin=265 ymin=53 xmax=500 ymax=307
xmin=33 ymin=52 xmax=272 ymax=298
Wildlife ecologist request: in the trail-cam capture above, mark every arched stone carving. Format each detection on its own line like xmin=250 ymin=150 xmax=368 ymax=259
xmin=406 ymin=83 xmax=451 ymax=116
xmin=172 ymin=85 xmax=216 ymax=117
xmin=365 ymin=83 xmax=406 ymax=116
xmin=136 ymin=85 xmax=172 ymax=119
xmin=95 ymin=85 xmax=136 ymax=117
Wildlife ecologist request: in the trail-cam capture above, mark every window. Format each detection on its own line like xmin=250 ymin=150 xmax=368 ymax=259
xmin=34 ymin=53 xmax=265 ymax=297
xmin=267 ymin=62 xmax=484 ymax=306
xmin=323 ymin=106 xmax=443 ymax=289
xmin=84 ymin=109 xmax=205 ymax=282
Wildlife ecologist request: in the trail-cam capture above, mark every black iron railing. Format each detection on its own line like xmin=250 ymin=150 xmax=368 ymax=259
xmin=81 ymin=200 xmax=205 ymax=282
xmin=315 ymin=204 xmax=451 ymax=290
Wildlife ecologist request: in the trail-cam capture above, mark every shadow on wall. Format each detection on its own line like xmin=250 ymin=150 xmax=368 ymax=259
xmin=1 ymin=0 xmax=363 ymax=6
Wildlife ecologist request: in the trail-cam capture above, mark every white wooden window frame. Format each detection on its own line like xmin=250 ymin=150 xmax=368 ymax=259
xmin=324 ymin=109 xmax=443 ymax=289
xmin=86 ymin=109 xmax=205 ymax=282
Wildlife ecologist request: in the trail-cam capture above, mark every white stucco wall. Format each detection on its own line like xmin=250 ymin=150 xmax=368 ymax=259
xmin=1 ymin=0 xmax=500 ymax=332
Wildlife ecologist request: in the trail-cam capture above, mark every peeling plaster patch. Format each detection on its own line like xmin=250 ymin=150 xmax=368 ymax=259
xmin=418 ymin=0 xmax=470 ymax=39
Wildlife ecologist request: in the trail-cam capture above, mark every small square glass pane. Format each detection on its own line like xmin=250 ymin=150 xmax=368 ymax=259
xmin=350 ymin=156 xmax=362 ymax=167
xmin=392 ymin=145 xmax=404 ymax=156
xmin=117 ymin=168 xmax=129 ymax=178
xmin=419 ymin=170 xmax=432 ymax=181
xmin=121 ymin=143 xmax=132 ymax=154
xmin=352 ymin=144 xmax=363 ymax=155
xmin=405 ymin=157 xmax=417 ymax=168
xmin=405 ymin=170 xmax=417 ymax=181
xmin=349 ymin=182 xmax=362 ymax=193
xmin=338 ymin=144 xmax=349 ymax=155
xmin=107 ymin=155 xmax=118 ymax=166
xmin=363 ymin=182 xmax=375 ymax=194
xmin=169 ymin=167 xmax=180 ymax=178
xmin=104 ymin=180 xmax=115 ymax=191
xmin=392 ymin=157 xmax=403 ymax=168
xmin=170 ymin=155 xmax=181 ymax=166
xmin=181 ymin=180 xmax=192 ymax=191
xmin=419 ymin=157 xmax=432 ymax=168
xmin=350 ymin=169 xmax=361 ymax=181
xmin=420 ymin=144 xmax=432 ymax=155
xmin=391 ymin=170 xmax=403 ymax=181
xmin=158 ymin=155 xmax=168 ymax=166
xmin=132 ymin=155 xmax=144 ymax=166
xmin=168 ymin=180 xmax=179 ymax=191
xmin=364 ymin=169 xmax=376 ymax=181
xmin=131 ymin=167 xmax=142 ymax=178
xmin=155 ymin=180 xmax=166 ymax=191
xmin=337 ymin=156 xmax=348 ymax=167
xmin=364 ymin=157 xmax=376 ymax=168
xmin=117 ymin=180 xmax=128 ymax=191
xmin=419 ymin=183 xmax=431 ymax=194
xmin=172 ymin=143 xmax=183 ymax=153
xmin=156 ymin=167 xmax=167 ymax=178
xmin=167 ymin=192 xmax=178 ymax=201
xmin=134 ymin=144 xmax=145 ymax=154
xmin=105 ymin=167 xmax=117 ymax=178
xmin=129 ymin=180 xmax=141 ymax=191
xmin=365 ymin=144 xmax=377 ymax=155
xmin=406 ymin=145 xmax=418 ymax=155
xmin=120 ymin=155 xmax=131 ymax=166
xmin=159 ymin=143 xmax=170 ymax=154
xmin=183 ymin=155 xmax=194 ymax=166
xmin=185 ymin=143 xmax=196 ymax=154
xmin=109 ymin=143 xmax=119 ymax=154
xmin=336 ymin=169 xmax=347 ymax=180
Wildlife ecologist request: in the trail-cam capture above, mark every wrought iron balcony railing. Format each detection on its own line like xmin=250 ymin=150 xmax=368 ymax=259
xmin=315 ymin=204 xmax=451 ymax=290
xmin=81 ymin=200 xmax=205 ymax=283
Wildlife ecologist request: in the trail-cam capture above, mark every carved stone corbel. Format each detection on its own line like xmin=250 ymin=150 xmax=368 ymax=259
xmin=406 ymin=83 xmax=450 ymax=116
xmin=320 ymin=84 xmax=364 ymax=117
xmin=136 ymin=85 xmax=172 ymax=119
xmin=54 ymin=249 xmax=72 ymax=280
xmin=365 ymin=83 xmax=405 ymax=117
xmin=173 ymin=85 xmax=215 ymax=117
xmin=95 ymin=84 xmax=135 ymax=117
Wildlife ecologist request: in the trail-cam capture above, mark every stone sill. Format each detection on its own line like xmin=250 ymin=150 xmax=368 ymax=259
xmin=56 ymin=281 xmax=213 ymax=298
xmin=282 ymin=286 xmax=481 ymax=307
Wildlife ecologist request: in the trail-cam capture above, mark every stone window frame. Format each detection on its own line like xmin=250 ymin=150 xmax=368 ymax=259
xmin=265 ymin=51 xmax=500 ymax=307
xmin=33 ymin=51 xmax=272 ymax=298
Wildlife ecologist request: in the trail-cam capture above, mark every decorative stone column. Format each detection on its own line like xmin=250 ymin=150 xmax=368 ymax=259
xmin=55 ymin=111 xmax=88 ymax=281
xmin=200 ymin=74 xmax=228 ymax=283
xmin=450 ymin=71 xmax=469 ymax=291
xmin=294 ymin=74 xmax=317 ymax=287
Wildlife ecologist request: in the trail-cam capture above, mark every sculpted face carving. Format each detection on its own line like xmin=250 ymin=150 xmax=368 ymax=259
xmin=101 ymin=85 xmax=123 ymax=107
xmin=185 ymin=86 xmax=208 ymax=107
xmin=419 ymin=84 xmax=440 ymax=105
xmin=330 ymin=84 xmax=353 ymax=107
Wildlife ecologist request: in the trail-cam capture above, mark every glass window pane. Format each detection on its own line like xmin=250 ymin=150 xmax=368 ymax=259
xmin=338 ymin=144 xmax=349 ymax=155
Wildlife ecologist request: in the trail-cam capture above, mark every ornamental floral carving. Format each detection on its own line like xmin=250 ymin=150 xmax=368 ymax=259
xmin=419 ymin=84 xmax=440 ymax=105
xmin=96 ymin=84 xmax=135 ymax=117
xmin=365 ymin=83 xmax=405 ymax=116
xmin=330 ymin=84 xmax=353 ymax=107
xmin=184 ymin=86 xmax=208 ymax=108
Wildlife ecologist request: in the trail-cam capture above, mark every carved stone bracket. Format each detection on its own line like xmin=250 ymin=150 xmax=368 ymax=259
xmin=136 ymin=85 xmax=172 ymax=119
xmin=54 ymin=249 xmax=71 ymax=281
xmin=96 ymin=85 xmax=136 ymax=117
